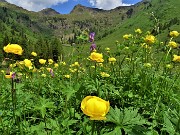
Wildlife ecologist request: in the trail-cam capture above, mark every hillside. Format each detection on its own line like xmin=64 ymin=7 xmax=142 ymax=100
xmin=0 ymin=0 xmax=180 ymax=61
xmin=97 ymin=0 xmax=180 ymax=47
xmin=0 ymin=0 xmax=146 ymax=44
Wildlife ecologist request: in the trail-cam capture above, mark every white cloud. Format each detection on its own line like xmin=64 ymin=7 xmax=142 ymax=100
xmin=89 ymin=0 xmax=130 ymax=10
xmin=6 ymin=0 xmax=68 ymax=11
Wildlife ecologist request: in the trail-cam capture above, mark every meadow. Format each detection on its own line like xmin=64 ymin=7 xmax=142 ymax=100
xmin=0 ymin=29 xmax=180 ymax=135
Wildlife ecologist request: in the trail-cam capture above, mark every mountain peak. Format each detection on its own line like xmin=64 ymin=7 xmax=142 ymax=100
xmin=39 ymin=8 xmax=60 ymax=15
xmin=70 ymin=4 xmax=105 ymax=14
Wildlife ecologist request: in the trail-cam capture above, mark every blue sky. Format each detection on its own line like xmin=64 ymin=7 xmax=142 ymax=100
xmin=52 ymin=0 xmax=142 ymax=14
xmin=6 ymin=0 xmax=142 ymax=14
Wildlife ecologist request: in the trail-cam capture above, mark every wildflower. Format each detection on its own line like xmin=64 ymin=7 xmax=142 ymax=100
xmin=64 ymin=75 xmax=70 ymax=78
xmin=39 ymin=59 xmax=46 ymax=64
xmin=168 ymin=41 xmax=178 ymax=48
xmin=105 ymin=47 xmax=110 ymax=51
xmin=69 ymin=68 xmax=76 ymax=73
xmin=89 ymin=52 xmax=104 ymax=63
xmin=90 ymin=43 xmax=96 ymax=52
xmin=31 ymin=52 xmax=37 ymax=56
xmin=144 ymin=63 xmax=152 ymax=68
xmin=98 ymin=63 xmax=103 ymax=67
xmin=135 ymin=28 xmax=142 ymax=34
xmin=100 ymin=72 xmax=110 ymax=77
xmin=169 ymin=31 xmax=179 ymax=37
xmin=91 ymin=66 xmax=95 ymax=68
xmin=32 ymin=68 xmax=37 ymax=72
xmin=74 ymin=62 xmax=80 ymax=67
xmin=24 ymin=59 xmax=33 ymax=69
xmin=48 ymin=59 xmax=54 ymax=64
xmin=5 ymin=72 xmax=15 ymax=79
xmin=54 ymin=63 xmax=59 ymax=68
xmin=144 ymin=35 xmax=155 ymax=44
xmin=108 ymin=57 xmax=116 ymax=63
xmin=41 ymin=74 xmax=46 ymax=77
xmin=166 ymin=64 xmax=173 ymax=69
xmin=123 ymin=34 xmax=132 ymax=40
xmin=60 ymin=61 xmax=66 ymax=66
xmin=124 ymin=47 xmax=129 ymax=50
xmin=3 ymin=43 xmax=23 ymax=55
xmin=125 ymin=58 xmax=131 ymax=61
xmin=1 ymin=70 xmax=5 ymax=74
xmin=173 ymin=55 xmax=180 ymax=62
xmin=89 ymin=32 xmax=95 ymax=42
xmin=9 ymin=63 xmax=16 ymax=68
xmin=50 ymin=68 xmax=54 ymax=77
xmin=81 ymin=96 xmax=110 ymax=120
xmin=46 ymin=68 xmax=51 ymax=72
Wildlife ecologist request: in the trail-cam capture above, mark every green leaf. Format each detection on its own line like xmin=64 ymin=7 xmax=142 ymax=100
xmin=106 ymin=107 xmax=147 ymax=134
xmin=34 ymin=98 xmax=55 ymax=118
xmin=103 ymin=127 xmax=122 ymax=135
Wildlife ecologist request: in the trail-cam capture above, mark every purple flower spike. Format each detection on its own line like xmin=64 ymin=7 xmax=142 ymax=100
xmin=90 ymin=43 xmax=96 ymax=52
xmin=50 ymin=69 xmax=54 ymax=77
xmin=89 ymin=32 xmax=95 ymax=42
xmin=11 ymin=72 xmax=16 ymax=79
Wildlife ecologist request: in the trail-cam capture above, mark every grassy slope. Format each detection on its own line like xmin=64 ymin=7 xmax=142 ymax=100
xmin=96 ymin=0 xmax=180 ymax=49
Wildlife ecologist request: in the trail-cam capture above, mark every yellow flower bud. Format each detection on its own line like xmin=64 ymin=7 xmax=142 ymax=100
xmin=168 ymin=41 xmax=178 ymax=48
xmin=100 ymin=72 xmax=110 ymax=77
xmin=39 ymin=59 xmax=46 ymax=64
xmin=31 ymin=52 xmax=37 ymax=56
xmin=169 ymin=31 xmax=179 ymax=37
xmin=135 ymin=28 xmax=142 ymax=34
xmin=173 ymin=55 xmax=180 ymax=62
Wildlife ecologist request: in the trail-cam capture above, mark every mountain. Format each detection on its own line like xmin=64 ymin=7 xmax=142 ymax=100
xmin=97 ymin=0 xmax=180 ymax=46
xmin=38 ymin=8 xmax=60 ymax=16
xmin=70 ymin=4 xmax=106 ymax=14
xmin=0 ymin=0 xmax=180 ymax=53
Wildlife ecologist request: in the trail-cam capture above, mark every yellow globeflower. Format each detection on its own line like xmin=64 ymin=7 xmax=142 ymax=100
xmin=54 ymin=63 xmax=59 ymax=68
xmin=100 ymin=72 xmax=110 ymax=78
xmin=144 ymin=63 xmax=152 ymax=68
xmin=144 ymin=35 xmax=155 ymax=44
xmin=170 ymin=31 xmax=179 ymax=37
xmin=89 ymin=52 xmax=104 ymax=63
xmin=105 ymin=47 xmax=110 ymax=51
xmin=81 ymin=96 xmax=110 ymax=120
xmin=39 ymin=59 xmax=46 ymax=64
xmin=123 ymin=34 xmax=132 ymax=40
xmin=166 ymin=64 xmax=173 ymax=69
xmin=24 ymin=59 xmax=33 ymax=69
xmin=31 ymin=52 xmax=37 ymax=56
xmin=1 ymin=70 xmax=5 ymax=74
xmin=5 ymin=72 xmax=13 ymax=79
xmin=48 ymin=59 xmax=54 ymax=64
xmin=41 ymin=74 xmax=46 ymax=77
xmin=74 ymin=62 xmax=80 ymax=67
xmin=60 ymin=61 xmax=66 ymax=66
xmin=168 ymin=41 xmax=178 ymax=48
xmin=3 ymin=43 xmax=23 ymax=55
xmin=135 ymin=28 xmax=142 ymax=34
xmin=64 ymin=75 xmax=70 ymax=78
xmin=173 ymin=55 xmax=180 ymax=62
xmin=108 ymin=57 xmax=116 ymax=63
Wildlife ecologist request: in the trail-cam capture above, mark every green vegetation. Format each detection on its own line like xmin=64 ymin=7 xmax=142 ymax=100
xmin=0 ymin=0 xmax=180 ymax=134
xmin=0 ymin=28 xmax=180 ymax=134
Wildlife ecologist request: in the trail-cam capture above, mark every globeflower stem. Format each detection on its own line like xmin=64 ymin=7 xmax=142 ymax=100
xmin=11 ymin=78 xmax=16 ymax=124
xmin=91 ymin=121 xmax=95 ymax=135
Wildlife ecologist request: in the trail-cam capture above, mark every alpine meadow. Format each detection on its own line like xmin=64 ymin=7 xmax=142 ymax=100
xmin=0 ymin=0 xmax=180 ymax=134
